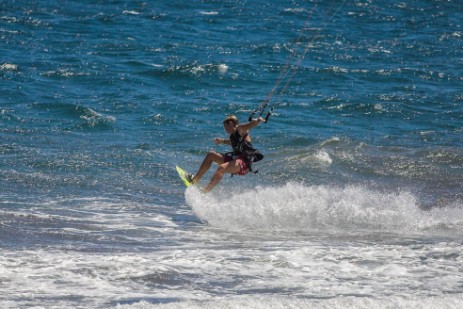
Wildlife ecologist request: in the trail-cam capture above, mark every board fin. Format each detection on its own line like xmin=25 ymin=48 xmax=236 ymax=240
xmin=176 ymin=165 xmax=193 ymax=187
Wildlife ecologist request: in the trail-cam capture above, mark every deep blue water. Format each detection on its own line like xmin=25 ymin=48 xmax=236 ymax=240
xmin=1 ymin=0 xmax=462 ymax=307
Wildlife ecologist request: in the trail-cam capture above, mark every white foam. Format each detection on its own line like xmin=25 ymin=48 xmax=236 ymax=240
xmin=122 ymin=10 xmax=140 ymax=15
xmin=41 ymin=68 xmax=89 ymax=77
xmin=283 ymin=8 xmax=307 ymax=13
xmin=185 ymin=183 xmax=463 ymax=234
xmin=217 ymin=63 xmax=228 ymax=74
xmin=80 ymin=108 xmax=116 ymax=126
xmin=199 ymin=11 xmax=219 ymax=16
xmin=0 ymin=63 xmax=18 ymax=70
xmin=118 ymin=294 xmax=463 ymax=309
xmin=314 ymin=150 xmax=333 ymax=164
xmin=3 ymin=242 xmax=462 ymax=308
xmin=2 ymin=193 xmax=462 ymax=307
xmin=187 ymin=63 xmax=228 ymax=75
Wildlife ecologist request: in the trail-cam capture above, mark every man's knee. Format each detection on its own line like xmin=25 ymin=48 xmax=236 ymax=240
xmin=206 ymin=151 xmax=222 ymax=164
xmin=207 ymin=151 xmax=218 ymax=158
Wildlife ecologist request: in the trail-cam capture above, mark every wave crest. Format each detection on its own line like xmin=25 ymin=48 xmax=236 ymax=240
xmin=33 ymin=103 xmax=116 ymax=129
xmin=185 ymin=183 xmax=463 ymax=234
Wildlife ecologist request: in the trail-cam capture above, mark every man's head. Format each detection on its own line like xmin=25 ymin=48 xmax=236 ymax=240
xmin=223 ymin=115 xmax=239 ymax=134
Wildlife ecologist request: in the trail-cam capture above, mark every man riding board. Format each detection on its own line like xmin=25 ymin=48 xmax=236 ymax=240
xmin=187 ymin=115 xmax=265 ymax=193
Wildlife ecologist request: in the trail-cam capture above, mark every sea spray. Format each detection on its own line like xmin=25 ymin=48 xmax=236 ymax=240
xmin=186 ymin=183 xmax=463 ymax=233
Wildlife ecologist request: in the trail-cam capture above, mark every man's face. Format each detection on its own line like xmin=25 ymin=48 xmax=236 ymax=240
xmin=223 ymin=121 xmax=235 ymax=134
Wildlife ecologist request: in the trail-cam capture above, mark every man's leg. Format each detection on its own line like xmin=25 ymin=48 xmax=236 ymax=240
xmin=203 ymin=159 xmax=241 ymax=193
xmin=193 ymin=151 xmax=224 ymax=183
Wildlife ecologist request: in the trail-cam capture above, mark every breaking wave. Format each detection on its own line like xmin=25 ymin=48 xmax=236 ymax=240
xmin=185 ymin=183 xmax=463 ymax=234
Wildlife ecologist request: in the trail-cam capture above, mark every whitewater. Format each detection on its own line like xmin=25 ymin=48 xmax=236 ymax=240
xmin=2 ymin=184 xmax=463 ymax=308
xmin=187 ymin=183 xmax=463 ymax=233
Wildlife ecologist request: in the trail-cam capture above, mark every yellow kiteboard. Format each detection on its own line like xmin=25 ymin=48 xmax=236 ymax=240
xmin=176 ymin=165 xmax=193 ymax=187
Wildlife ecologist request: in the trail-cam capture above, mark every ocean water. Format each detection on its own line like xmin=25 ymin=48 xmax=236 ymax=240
xmin=1 ymin=0 xmax=462 ymax=307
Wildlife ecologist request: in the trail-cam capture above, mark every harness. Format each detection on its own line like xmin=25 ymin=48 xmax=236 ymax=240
xmin=228 ymin=130 xmax=264 ymax=173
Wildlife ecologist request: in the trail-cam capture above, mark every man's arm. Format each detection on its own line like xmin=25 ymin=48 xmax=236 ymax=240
xmin=214 ymin=137 xmax=231 ymax=145
xmin=237 ymin=117 xmax=265 ymax=133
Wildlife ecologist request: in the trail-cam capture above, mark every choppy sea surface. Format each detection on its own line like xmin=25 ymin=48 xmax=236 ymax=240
xmin=1 ymin=0 xmax=462 ymax=307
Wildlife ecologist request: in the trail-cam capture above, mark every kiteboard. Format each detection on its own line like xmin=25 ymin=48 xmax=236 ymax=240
xmin=176 ymin=165 xmax=193 ymax=187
